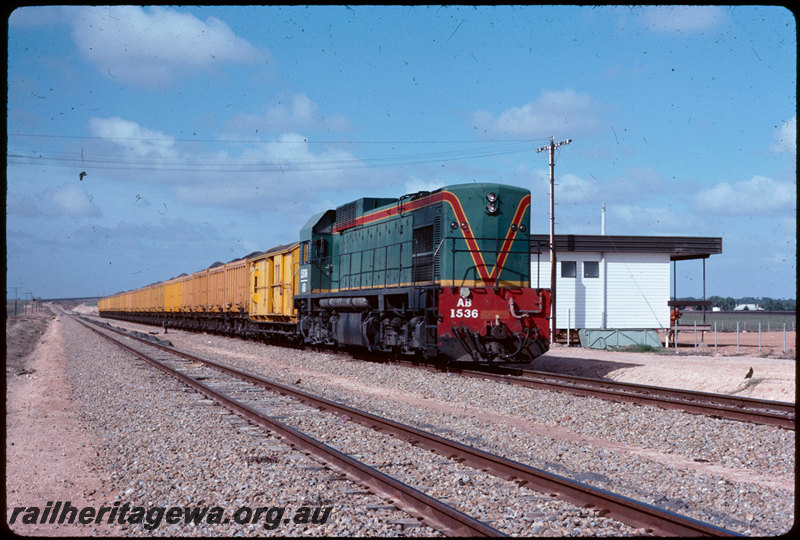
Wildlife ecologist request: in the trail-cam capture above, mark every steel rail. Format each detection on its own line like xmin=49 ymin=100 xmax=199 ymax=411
xmin=79 ymin=316 xmax=740 ymax=537
xmin=473 ymin=368 xmax=795 ymax=430
xmin=74 ymin=317 xmax=503 ymax=537
xmin=386 ymin=359 xmax=794 ymax=429
xmin=521 ymin=369 xmax=796 ymax=414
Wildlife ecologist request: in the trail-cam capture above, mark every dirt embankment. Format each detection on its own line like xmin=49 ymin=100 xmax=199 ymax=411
xmin=6 ymin=309 xmax=55 ymax=377
xmin=6 ymin=309 xmax=117 ymax=535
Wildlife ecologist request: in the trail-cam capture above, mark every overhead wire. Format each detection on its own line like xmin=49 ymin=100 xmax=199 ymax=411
xmin=6 ymin=134 xmax=547 ymax=173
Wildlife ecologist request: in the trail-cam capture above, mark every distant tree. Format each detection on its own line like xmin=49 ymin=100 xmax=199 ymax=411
xmin=684 ymin=295 xmax=794 ymax=311
xmin=763 ymin=298 xmax=780 ymax=311
xmin=762 ymin=297 xmax=796 ymax=311
xmin=708 ymin=296 xmax=736 ymax=310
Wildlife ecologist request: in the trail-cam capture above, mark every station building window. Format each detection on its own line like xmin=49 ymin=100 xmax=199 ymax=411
xmin=584 ymin=261 xmax=599 ymax=278
xmin=561 ymin=261 xmax=576 ymax=278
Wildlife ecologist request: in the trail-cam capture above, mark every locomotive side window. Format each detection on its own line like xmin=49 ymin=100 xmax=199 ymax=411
xmin=561 ymin=261 xmax=576 ymax=278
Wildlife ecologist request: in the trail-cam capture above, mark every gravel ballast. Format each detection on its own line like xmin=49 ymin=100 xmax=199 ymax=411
xmin=7 ymin=309 xmax=795 ymax=536
xmin=144 ymin=324 xmax=795 ymax=536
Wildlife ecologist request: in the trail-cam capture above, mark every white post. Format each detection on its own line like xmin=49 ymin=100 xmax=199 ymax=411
xmin=674 ymin=316 xmax=679 ymax=350
xmin=567 ymin=309 xmax=571 ymax=348
xmin=714 ymin=321 xmax=717 ymax=351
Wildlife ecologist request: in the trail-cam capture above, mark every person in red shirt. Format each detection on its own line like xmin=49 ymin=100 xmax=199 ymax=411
xmin=668 ymin=307 xmax=681 ymax=346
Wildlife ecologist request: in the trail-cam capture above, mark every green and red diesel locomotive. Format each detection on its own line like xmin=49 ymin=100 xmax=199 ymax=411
xmin=99 ymin=182 xmax=551 ymax=363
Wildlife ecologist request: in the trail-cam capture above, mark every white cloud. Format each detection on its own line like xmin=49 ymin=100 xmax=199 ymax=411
xmin=240 ymin=133 xmax=360 ymax=175
xmin=555 ymin=173 xmax=602 ymax=203
xmin=81 ymin=114 xmax=373 ymax=209
xmin=771 ymin=116 xmax=796 ymax=155
xmin=172 ymin=133 xmax=371 ymax=210
xmin=606 ymin=204 xmax=694 ymax=233
xmin=6 ymin=192 xmax=40 ymax=217
xmin=404 ymin=177 xmax=446 ymax=195
xmin=694 ymin=175 xmax=796 ymax=215
xmin=89 ymin=117 xmax=179 ymax=161
xmin=641 ymin=6 xmax=728 ymax=34
xmin=40 ymin=184 xmax=102 ymax=217
xmin=472 ymin=89 xmax=603 ymax=138
xmin=228 ymin=94 xmax=350 ymax=134
xmin=70 ymin=6 xmax=265 ymax=87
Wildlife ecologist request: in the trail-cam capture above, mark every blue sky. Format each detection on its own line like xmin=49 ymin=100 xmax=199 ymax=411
xmin=6 ymin=5 xmax=796 ymax=300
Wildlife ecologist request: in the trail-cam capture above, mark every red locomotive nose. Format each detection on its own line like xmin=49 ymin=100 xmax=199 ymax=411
xmin=437 ymin=286 xmax=550 ymax=362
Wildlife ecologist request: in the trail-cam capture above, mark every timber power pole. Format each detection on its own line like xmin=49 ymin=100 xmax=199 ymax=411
xmin=536 ymin=136 xmax=571 ymax=345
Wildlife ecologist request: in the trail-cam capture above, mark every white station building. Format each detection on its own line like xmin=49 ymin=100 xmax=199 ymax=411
xmin=529 ymin=234 xmax=723 ymax=344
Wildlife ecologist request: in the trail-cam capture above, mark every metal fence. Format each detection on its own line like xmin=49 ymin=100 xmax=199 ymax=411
xmin=677 ymin=310 xmax=796 ymax=332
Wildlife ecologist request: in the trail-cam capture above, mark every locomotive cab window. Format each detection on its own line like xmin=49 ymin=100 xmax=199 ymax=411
xmin=584 ymin=261 xmax=599 ymax=278
xmin=313 ymin=238 xmax=328 ymax=260
xmin=300 ymin=241 xmax=309 ymax=264
xmin=560 ymin=261 xmax=576 ymax=278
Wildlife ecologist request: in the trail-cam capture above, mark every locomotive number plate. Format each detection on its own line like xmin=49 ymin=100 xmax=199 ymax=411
xmin=449 ymin=298 xmax=479 ymax=318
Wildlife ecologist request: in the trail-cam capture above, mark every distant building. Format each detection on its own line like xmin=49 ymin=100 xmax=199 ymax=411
xmin=529 ymin=235 xmax=723 ymax=331
xmin=733 ymin=304 xmax=764 ymax=311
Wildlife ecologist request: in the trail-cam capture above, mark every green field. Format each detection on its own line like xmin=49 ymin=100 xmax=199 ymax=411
xmin=678 ymin=310 xmax=796 ymax=332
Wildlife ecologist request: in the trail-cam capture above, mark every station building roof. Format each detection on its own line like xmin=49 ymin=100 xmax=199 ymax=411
xmin=529 ymin=234 xmax=722 ymax=261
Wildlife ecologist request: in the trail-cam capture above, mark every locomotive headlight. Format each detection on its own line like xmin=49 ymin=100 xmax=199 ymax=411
xmin=485 ymin=192 xmax=499 ymax=214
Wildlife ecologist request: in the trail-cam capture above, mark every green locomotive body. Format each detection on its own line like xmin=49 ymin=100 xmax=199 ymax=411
xmin=295 ymin=183 xmax=550 ymax=362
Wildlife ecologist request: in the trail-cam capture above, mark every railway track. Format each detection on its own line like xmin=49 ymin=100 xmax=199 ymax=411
xmin=437 ymin=365 xmax=795 ymax=430
xmin=73 ymin=316 xmax=498 ymax=536
xmin=75 ymin=315 xmax=739 ymax=537
xmin=89 ymin=311 xmax=794 ymax=430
